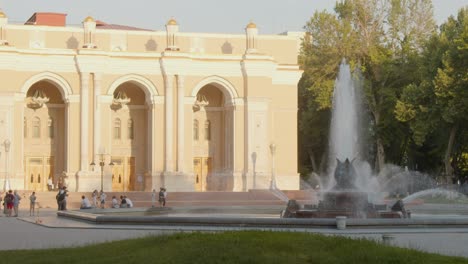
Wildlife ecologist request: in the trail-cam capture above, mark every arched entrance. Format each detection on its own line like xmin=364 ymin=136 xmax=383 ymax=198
xmin=109 ymin=82 xmax=150 ymax=192
xmin=24 ymin=81 xmax=66 ymax=191
xmin=192 ymin=83 xmax=234 ymax=191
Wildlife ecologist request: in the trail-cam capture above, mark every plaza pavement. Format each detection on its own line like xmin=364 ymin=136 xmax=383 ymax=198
xmin=0 ymin=208 xmax=468 ymax=259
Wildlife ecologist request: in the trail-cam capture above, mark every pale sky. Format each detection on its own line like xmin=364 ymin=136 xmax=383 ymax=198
xmin=1 ymin=0 xmax=467 ymax=34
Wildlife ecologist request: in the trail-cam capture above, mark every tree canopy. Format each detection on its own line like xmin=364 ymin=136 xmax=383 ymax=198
xmin=299 ymin=1 xmax=467 ymax=183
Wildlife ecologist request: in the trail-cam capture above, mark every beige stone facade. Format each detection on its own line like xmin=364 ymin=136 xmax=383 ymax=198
xmin=0 ymin=12 xmax=302 ymax=192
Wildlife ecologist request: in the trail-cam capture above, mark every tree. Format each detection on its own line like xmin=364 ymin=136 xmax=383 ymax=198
xmin=396 ymin=8 xmax=468 ymax=182
xmin=299 ymin=0 xmax=436 ymax=175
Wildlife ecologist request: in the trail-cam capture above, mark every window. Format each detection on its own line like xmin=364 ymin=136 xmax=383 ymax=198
xmin=32 ymin=117 xmax=41 ymax=138
xmin=24 ymin=118 xmax=27 ymax=138
xmin=205 ymin=120 xmax=211 ymax=140
xmin=114 ymin=118 xmax=121 ymax=140
xmin=127 ymin=119 xmax=134 ymax=140
xmin=48 ymin=117 xmax=54 ymax=138
xmin=193 ymin=119 xmax=199 ymax=141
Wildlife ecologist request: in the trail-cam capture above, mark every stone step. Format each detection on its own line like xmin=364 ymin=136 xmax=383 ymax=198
xmin=7 ymin=189 xmax=312 ymax=210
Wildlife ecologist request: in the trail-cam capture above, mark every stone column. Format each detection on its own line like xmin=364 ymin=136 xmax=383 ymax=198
xmin=177 ymin=75 xmax=185 ymax=173
xmin=93 ymin=73 xmax=102 ymax=165
xmin=80 ymin=73 xmax=89 ymax=171
xmin=164 ymin=75 xmax=174 ymax=172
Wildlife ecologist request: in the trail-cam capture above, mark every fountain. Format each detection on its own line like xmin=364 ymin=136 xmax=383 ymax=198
xmin=283 ymin=60 xmax=406 ymax=219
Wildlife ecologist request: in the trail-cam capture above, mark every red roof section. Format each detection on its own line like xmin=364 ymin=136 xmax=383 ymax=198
xmin=25 ymin=12 xmax=67 ymax=27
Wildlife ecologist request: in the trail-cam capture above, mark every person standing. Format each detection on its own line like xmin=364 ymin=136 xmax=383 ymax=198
xmin=99 ymin=190 xmax=107 ymax=209
xmin=13 ymin=190 xmax=21 ymax=217
xmin=151 ymin=189 xmax=156 ymax=208
xmin=92 ymin=190 xmax=98 ymax=207
xmin=56 ymin=186 xmax=68 ymax=211
xmin=5 ymin=190 xmax=14 ymax=217
xmin=29 ymin=192 xmax=37 ymax=216
xmin=158 ymin=187 xmax=166 ymax=207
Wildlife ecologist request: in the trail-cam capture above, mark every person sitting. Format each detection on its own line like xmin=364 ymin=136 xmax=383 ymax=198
xmin=47 ymin=177 xmax=53 ymax=191
xmin=391 ymin=199 xmax=409 ymax=218
xmin=111 ymin=196 xmax=119 ymax=208
xmin=120 ymin=195 xmax=127 ymax=208
xmin=80 ymin=195 xmax=92 ymax=209
xmin=124 ymin=195 xmax=133 ymax=208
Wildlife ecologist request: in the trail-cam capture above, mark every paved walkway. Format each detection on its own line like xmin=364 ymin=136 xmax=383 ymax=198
xmin=1 ymin=209 xmax=468 ymax=259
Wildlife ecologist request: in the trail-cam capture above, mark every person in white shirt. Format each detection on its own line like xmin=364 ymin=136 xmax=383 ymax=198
xmin=80 ymin=196 xmax=92 ymax=209
xmin=47 ymin=178 xmax=53 ymax=191
xmin=111 ymin=196 xmax=119 ymax=208
xmin=99 ymin=190 xmax=107 ymax=209
xmin=124 ymin=196 xmax=133 ymax=208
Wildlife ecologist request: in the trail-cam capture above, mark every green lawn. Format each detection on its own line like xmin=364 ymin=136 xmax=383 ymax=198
xmin=1 ymin=231 xmax=467 ymax=264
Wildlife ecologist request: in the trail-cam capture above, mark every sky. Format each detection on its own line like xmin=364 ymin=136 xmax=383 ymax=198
xmin=1 ymin=0 xmax=467 ymax=34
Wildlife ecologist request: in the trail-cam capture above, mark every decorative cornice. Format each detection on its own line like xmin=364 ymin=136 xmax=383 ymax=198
xmin=241 ymin=59 xmax=276 ymax=77
xmin=272 ymin=69 xmax=303 ymax=85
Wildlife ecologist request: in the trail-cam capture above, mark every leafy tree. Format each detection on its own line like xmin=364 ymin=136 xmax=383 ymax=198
xmin=396 ymin=8 xmax=468 ymax=182
xmin=299 ymin=0 xmax=435 ymax=176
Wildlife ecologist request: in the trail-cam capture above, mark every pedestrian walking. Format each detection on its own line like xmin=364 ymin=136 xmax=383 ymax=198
xmin=29 ymin=192 xmax=37 ymax=216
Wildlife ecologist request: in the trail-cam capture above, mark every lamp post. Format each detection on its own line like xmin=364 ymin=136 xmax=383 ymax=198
xmin=269 ymin=143 xmax=277 ymax=190
xmin=3 ymin=139 xmax=11 ymax=191
xmin=90 ymin=150 xmax=114 ymax=191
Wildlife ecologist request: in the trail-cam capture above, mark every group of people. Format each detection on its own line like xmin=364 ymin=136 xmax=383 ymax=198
xmin=80 ymin=190 xmax=134 ymax=209
xmin=80 ymin=187 xmax=168 ymax=209
xmin=1 ymin=190 xmax=21 ymax=217
xmin=1 ymin=190 xmax=38 ymax=217
xmin=2 ymin=186 xmax=169 ymax=215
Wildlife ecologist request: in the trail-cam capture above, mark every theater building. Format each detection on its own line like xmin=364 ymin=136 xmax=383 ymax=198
xmin=0 ymin=11 xmax=302 ymax=192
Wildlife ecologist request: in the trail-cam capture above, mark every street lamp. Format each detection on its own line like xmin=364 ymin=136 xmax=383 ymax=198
xmin=3 ymin=139 xmax=11 ymax=191
xmin=90 ymin=151 xmax=114 ymax=191
xmin=269 ymin=142 xmax=277 ymax=190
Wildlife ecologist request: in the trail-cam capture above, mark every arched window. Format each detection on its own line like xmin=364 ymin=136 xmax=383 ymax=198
xmin=193 ymin=119 xmax=199 ymax=141
xmin=205 ymin=120 xmax=211 ymax=140
xmin=32 ymin=117 xmax=41 ymax=138
xmin=128 ymin=119 xmax=134 ymax=140
xmin=48 ymin=117 xmax=54 ymax=138
xmin=24 ymin=118 xmax=27 ymax=138
xmin=114 ymin=118 xmax=121 ymax=140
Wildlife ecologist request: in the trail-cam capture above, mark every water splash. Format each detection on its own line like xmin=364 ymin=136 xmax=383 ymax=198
xmin=402 ymin=188 xmax=467 ymax=204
